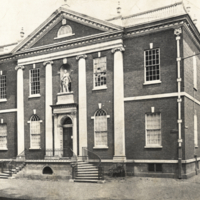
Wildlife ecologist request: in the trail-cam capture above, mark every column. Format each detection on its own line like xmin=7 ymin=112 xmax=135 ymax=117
xmin=76 ymin=55 xmax=87 ymax=156
xmin=111 ymin=47 xmax=126 ymax=161
xmin=15 ymin=65 xmax=25 ymax=156
xmin=43 ymin=61 xmax=53 ymax=156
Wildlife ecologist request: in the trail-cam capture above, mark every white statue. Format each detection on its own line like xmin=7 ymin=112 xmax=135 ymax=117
xmin=60 ymin=69 xmax=73 ymax=93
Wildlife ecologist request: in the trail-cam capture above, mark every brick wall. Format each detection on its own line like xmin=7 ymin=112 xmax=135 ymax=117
xmin=125 ymin=98 xmax=178 ymax=160
xmin=32 ymin=19 xmax=103 ymax=48
xmin=124 ymin=29 xmax=177 ymax=98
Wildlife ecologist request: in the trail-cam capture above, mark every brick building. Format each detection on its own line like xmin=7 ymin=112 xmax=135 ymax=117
xmin=0 ymin=2 xmax=200 ymax=179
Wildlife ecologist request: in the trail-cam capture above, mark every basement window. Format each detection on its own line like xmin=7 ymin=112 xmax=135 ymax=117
xmin=43 ymin=166 xmax=53 ymax=175
xmin=148 ymin=164 xmax=162 ymax=172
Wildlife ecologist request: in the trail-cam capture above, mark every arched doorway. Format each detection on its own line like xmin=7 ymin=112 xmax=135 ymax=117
xmin=63 ymin=117 xmax=73 ymax=157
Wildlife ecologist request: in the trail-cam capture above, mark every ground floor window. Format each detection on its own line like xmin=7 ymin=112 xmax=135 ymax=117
xmin=0 ymin=124 xmax=7 ymax=149
xmin=91 ymin=108 xmax=110 ymax=148
xmin=28 ymin=113 xmax=42 ymax=149
xmin=145 ymin=113 xmax=161 ymax=147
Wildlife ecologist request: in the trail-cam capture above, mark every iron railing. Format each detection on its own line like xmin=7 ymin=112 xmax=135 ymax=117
xmin=81 ymin=147 xmax=104 ymax=180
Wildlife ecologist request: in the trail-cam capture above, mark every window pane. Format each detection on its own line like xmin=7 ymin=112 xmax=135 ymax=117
xmin=95 ymin=132 xmax=107 ymax=146
xmin=94 ymin=57 xmax=107 ymax=87
xmin=146 ymin=113 xmax=161 ymax=146
xmin=0 ymin=125 xmax=7 ymax=148
xmin=30 ymin=69 xmax=40 ymax=95
xmin=145 ymin=49 xmax=160 ymax=82
xmin=0 ymin=75 xmax=6 ymax=99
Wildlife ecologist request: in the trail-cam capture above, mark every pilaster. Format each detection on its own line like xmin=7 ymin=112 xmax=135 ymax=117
xmin=76 ymin=55 xmax=87 ymax=156
xmin=15 ymin=65 xmax=25 ymax=156
xmin=111 ymin=47 xmax=126 ymax=162
xmin=43 ymin=61 xmax=53 ymax=156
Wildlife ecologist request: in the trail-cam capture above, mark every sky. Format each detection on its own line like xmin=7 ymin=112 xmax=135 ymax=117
xmin=0 ymin=0 xmax=200 ymax=46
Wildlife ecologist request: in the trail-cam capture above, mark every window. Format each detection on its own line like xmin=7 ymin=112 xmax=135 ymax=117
xmin=145 ymin=113 xmax=161 ymax=147
xmin=148 ymin=164 xmax=162 ymax=172
xmin=0 ymin=124 xmax=7 ymax=149
xmin=29 ymin=114 xmax=41 ymax=149
xmin=0 ymin=74 xmax=6 ymax=99
xmin=144 ymin=48 xmax=160 ymax=83
xmin=94 ymin=109 xmax=108 ymax=148
xmin=57 ymin=25 xmax=73 ymax=38
xmin=193 ymin=54 xmax=197 ymax=90
xmin=194 ymin=112 xmax=198 ymax=147
xmin=30 ymin=68 xmax=40 ymax=96
xmin=93 ymin=57 xmax=107 ymax=89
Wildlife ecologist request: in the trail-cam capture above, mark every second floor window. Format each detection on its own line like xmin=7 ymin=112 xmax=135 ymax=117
xmin=0 ymin=74 xmax=6 ymax=99
xmin=30 ymin=68 xmax=40 ymax=95
xmin=144 ymin=48 xmax=160 ymax=83
xmin=93 ymin=57 xmax=107 ymax=88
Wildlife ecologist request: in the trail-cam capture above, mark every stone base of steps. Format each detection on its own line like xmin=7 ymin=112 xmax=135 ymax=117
xmin=70 ymin=179 xmax=105 ymax=183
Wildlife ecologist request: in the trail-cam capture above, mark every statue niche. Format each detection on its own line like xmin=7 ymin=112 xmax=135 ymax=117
xmin=60 ymin=64 xmax=73 ymax=93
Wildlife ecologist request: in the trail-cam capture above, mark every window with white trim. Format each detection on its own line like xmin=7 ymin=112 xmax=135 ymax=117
xmin=29 ymin=114 xmax=41 ymax=149
xmin=144 ymin=48 xmax=160 ymax=83
xmin=57 ymin=25 xmax=73 ymax=38
xmin=0 ymin=124 xmax=7 ymax=149
xmin=94 ymin=109 xmax=108 ymax=148
xmin=194 ymin=111 xmax=198 ymax=147
xmin=145 ymin=113 xmax=161 ymax=147
xmin=93 ymin=57 xmax=107 ymax=89
xmin=0 ymin=74 xmax=6 ymax=99
xmin=30 ymin=68 xmax=40 ymax=96
xmin=193 ymin=54 xmax=197 ymax=90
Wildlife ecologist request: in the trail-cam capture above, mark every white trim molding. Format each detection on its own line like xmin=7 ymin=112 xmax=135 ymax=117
xmin=18 ymin=39 xmax=123 ymax=66
xmin=0 ymin=109 xmax=17 ymax=114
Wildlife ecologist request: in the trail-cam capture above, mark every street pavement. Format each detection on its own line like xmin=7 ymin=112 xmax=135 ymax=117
xmin=0 ymin=175 xmax=200 ymax=199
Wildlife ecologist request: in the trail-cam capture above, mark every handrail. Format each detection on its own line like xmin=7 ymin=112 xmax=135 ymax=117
xmin=82 ymin=147 xmax=101 ymax=167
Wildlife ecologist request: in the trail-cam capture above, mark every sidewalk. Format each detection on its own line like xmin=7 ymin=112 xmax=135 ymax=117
xmin=0 ymin=175 xmax=200 ymax=200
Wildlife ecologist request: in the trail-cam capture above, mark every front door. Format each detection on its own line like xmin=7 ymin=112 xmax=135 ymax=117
xmin=63 ymin=127 xmax=73 ymax=157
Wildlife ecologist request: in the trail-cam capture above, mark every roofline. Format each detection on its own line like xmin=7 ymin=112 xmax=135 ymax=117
xmin=12 ymin=6 xmax=123 ymax=54
xmin=107 ymin=1 xmax=185 ymax=21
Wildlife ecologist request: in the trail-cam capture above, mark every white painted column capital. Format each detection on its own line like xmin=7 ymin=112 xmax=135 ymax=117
xmin=76 ymin=55 xmax=87 ymax=61
xmin=15 ymin=65 xmax=25 ymax=71
xmin=111 ymin=46 xmax=125 ymax=54
xmin=43 ymin=60 xmax=53 ymax=66
xmin=16 ymin=65 xmax=25 ymax=155
xmin=77 ymin=55 xmax=87 ymax=156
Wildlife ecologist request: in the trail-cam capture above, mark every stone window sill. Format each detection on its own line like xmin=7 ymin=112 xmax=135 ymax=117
xmin=92 ymin=86 xmax=107 ymax=91
xmin=0 ymin=148 xmax=8 ymax=150
xmin=29 ymin=148 xmax=41 ymax=150
xmin=144 ymin=146 xmax=163 ymax=148
xmin=0 ymin=99 xmax=7 ymax=102
xmin=93 ymin=146 xmax=108 ymax=149
xmin=143 ymin=80 xmax=162 ymax=85
xmin=28 ymin=94 xmax=41 ymax=99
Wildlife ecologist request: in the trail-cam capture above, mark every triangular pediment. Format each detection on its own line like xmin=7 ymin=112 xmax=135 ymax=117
xmin=13 ymin=7 xmax=122 ymax=53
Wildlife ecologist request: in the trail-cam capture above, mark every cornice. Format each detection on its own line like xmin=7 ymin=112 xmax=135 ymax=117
xmin=124 ymin=20 xmax=185 ymax=38
xmin=13 ymin=9 xmax=121 ymax=53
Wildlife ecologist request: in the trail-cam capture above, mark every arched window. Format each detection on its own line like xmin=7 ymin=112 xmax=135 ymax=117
xmin=57 ymin=25 xmax=72 ymax=38
xmin=28 ymin=114 xmax=42 ymax=149
xmin=93 ymin=109 xmax=109 ymax=148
